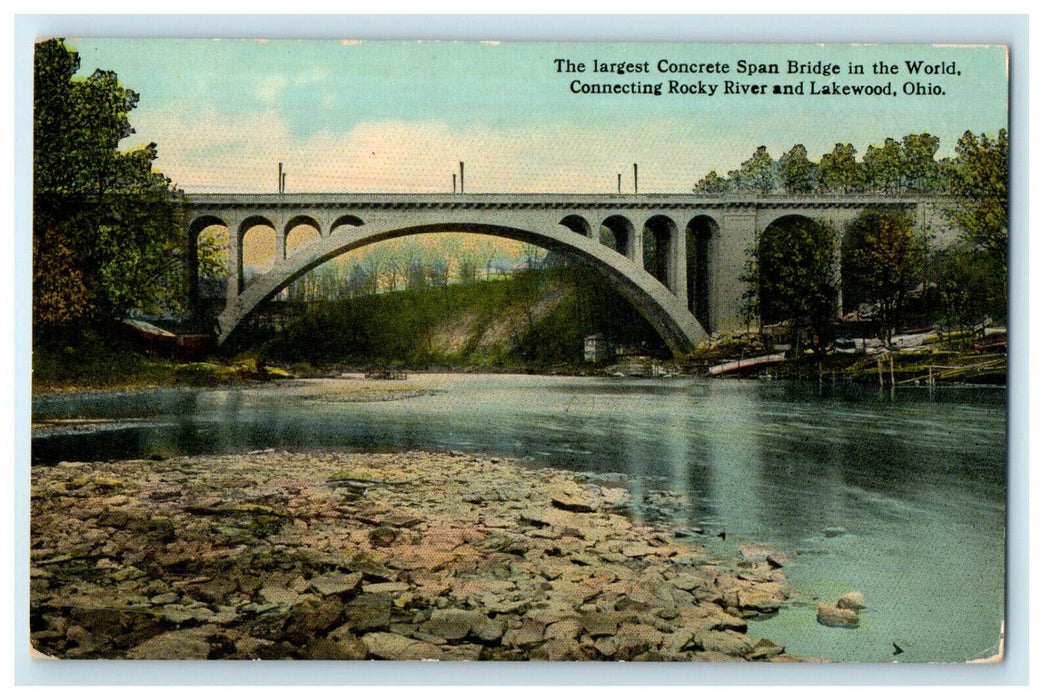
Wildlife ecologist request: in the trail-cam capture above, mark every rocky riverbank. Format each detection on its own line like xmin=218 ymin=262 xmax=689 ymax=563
xmin=31 ymin=450 xmax=803 ymax=661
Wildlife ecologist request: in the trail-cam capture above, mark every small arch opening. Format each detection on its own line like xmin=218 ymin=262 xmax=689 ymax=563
xmin=240 ymin=216 xmax=278 ymax=287
xmin=331 ymin=214 xmax=365 ymax=233
xmin=559 ymin=215 xmax=591 ymax=237
xmin=643 ymin=215 xmax=676 ymax=288
xmin=600 ymin=215 xmax=634 ymax=257
xmin=686 ymin=216 xmax=718 ymax=332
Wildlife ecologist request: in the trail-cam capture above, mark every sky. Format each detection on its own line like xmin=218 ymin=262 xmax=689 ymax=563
xmin=65 ymin=39 xmax=1010 ymax=195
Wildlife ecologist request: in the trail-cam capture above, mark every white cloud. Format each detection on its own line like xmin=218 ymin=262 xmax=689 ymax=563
xmin=132 ymin=105 xmax=790 ymax=195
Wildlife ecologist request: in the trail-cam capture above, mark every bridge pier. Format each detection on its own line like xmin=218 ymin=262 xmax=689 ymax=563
xmin=629 ymin=223 xmax=643 ymax=266
xmin=710 ymin=211 xmax=757 ymax=334
xmin=275 ymin=217 xmax=288 ymax=262
xmin=226 ymin=216 xmax=244 ymax=306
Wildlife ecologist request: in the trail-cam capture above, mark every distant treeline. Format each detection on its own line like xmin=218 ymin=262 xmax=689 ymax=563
xmin=692 ymin=130 xmax=1007 ymax=196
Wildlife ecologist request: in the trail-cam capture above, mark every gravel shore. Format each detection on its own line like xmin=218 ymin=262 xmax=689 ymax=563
xmin=30 ymin=449 xmax=801 ymax=661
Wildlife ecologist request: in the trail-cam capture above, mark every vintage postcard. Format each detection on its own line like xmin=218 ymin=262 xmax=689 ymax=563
xmin=28 ymin=35 xmax=1010 ymax=668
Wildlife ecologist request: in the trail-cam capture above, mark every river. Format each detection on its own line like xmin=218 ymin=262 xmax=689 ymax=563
xmin=31 ymin=373 xmax=1006 ymax=663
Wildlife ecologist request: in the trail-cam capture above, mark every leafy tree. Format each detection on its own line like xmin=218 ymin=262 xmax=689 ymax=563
xmin=900 ymin=133 xmax=942 ymax=192
xmin=744 ymin=216 xmax=837 ymax=350
xmin=778 ymin=144 xmax=817 ymax=194
xmin=738 ymin=146 xmax=780 ymax=194
xmin=933 ymin=243 xmax=1006 ymax=331
xmin=34 ymin=38 xmax=188 ymax=329
xmin=32 ymin=217 xmax=90 ymax=325
xmin=817 ymin=143 xmax=862 ymax=193
xmin=842 ymin=210 xmax=925 ymax=344
xmin=692 ymin=170 xmax=728 ymax=195
xmin=861 ymin=138 xmax=906 ymax=192
xmin=944 ymin=129 xmax=1008 ymax=272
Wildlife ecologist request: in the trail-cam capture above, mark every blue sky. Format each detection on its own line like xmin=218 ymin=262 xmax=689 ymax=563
xmin=68 ymin=39 xmax=1009 ymax=194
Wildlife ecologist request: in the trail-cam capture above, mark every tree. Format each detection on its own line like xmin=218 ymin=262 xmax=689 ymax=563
xmin=817 ymin=143 xmax=861 ymax=194
xmin=944 ymin=129 xmax=1008 ymax=272
xmin=520 ymin=243 xmax=546 ymax=271
xmin=933 ymin=244 xmax=1005 ymax=332
xmin=861 ymin=138 xmax=906 ymax=192
xmin=738 ymin=146 xmax=780 ymax=194
xmin=33 ymin=38 xmax=187 ymax=329
xmin=745 ymin=216 xmax=838 ymax=350
xmin=842 ymin=210 xmax=925 ymax=345
xmin=692 ymin=170 xmax=728 ymax=195
xmin=32 ymin=217 xmax=89 ymax=325
xmin=900 ymin=133 xmax=942 ymax=192
xmin=778 ymin=144 xmax=817 ymax=194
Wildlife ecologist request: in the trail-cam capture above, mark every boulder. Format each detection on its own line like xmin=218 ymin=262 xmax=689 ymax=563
xmin=836 ymin=591 xmax=865 ymax=611
xmin=534 ymin=637 xmax=589 ymax=661
xmin=308 ymin=571 xmax=363 ymax=598
xmin=306 ymin=635 xmax=368 ymax=660
xmin=544 ymin=618 xmax=583 ymax=641
xmin=362 ymin=631 xmax=446 ymax=660
xmin=341 ymin=593 xmax=392 ymax=632
xmin=127 ymin=626 xmax=218 ymax=659
xmin=816 ymin=603 xmax=859 ymax=628
xmin=369 ymin=525 xmax=397 ymax=547
xmin=695 ymin=629 xmax=754 ymax=657
xmin=502 ymin=619 xmax=546 ymax=647
xmin=420 ymin=608 xmax=486 ymax=641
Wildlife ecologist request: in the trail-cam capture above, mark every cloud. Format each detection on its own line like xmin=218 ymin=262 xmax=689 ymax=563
xmin=133 ymin=105 xmax=764 ymax=195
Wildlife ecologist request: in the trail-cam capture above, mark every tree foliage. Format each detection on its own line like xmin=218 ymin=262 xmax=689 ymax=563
xmin=944 ymin=129 xmax=1009 ymax=270
xmin=842 ymin=210 xmax=925 ymax=344
xmin=900 ymin=133 xmax=942 ymax=192
xmin=34 ymin=38 xmax=188 ymax=330
xmin=861 ymin=138 xmax=906 ymax=193
xmin=932 ymin=244 xmax=1006 ymax=330
xmin=733 ymin=146 xmax=780 ymax=194
xmin=744 ymin=216 xmax=837 ymax=350
xmin=692 ymin=170 xmax=728 ymax=195
xmin=816 ymin=143 xmax=861 ymax=194
xmin=695 ymin=132 xmax=966 ymax=196
xmin=778 ymin=144 xmax=817 ymax=194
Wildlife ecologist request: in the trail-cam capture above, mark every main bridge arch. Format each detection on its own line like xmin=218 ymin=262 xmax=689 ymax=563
xmin=200 ymin=210 xmax=711 ymax=354
xmin=185 ymin=193 xmax=943 ymax=354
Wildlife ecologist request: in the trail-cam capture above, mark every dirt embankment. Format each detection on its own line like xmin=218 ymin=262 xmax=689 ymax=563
xmin=31 ymin=450 xmax=801 ymax=661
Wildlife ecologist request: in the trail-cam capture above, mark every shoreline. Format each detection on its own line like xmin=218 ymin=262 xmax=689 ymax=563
xmin=30 ymin=361 xmax=1008 ymax=403
xmin=31 ymin=449 xmax=808 ymax=661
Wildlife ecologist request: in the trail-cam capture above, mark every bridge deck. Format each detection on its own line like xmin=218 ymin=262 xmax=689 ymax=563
xmin=183 ymin=192 xmax=942 ymax=209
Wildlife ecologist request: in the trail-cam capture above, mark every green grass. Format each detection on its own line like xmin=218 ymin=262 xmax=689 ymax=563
xmin=31 ymin=330 xmax=253 ymax=394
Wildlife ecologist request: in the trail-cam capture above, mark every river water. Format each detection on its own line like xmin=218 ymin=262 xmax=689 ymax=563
xmin=31 ymin=374 xmax=1006 ymax=663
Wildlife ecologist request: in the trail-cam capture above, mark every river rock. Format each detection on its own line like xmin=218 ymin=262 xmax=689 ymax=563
xmin=31 ymin=448 xmax=801 ymax=662
xmin=362 ymin=631 xmax=446 ymax=660
xmin=127 ymin=626 xmax=218 ymax=659
xmin=308 ymin=571 xmax=363 ymax=598
xmin=502 ymin=619 xmax=546 ymax=647
xmin=420 ymin=608 xmax=486 ymax=641
xmin=535 ymin=637 xmax=589 ymax=661
xmin=307 ymin=635 xmax=368 ymax=660
xmin=696 ymin=629 xmax=754 ymax=656
xmin=836 ymin=591 xmax=865 ymax=611
xmin=369 ymin=525 xmax=398 ymax=547
xmin=341 ymin=593 xmax=392 ymax=632
xmin=816 ymin=603 xmax=860 ymax=628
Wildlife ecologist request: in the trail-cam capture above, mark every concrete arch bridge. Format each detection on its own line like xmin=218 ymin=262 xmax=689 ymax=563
xmin=183 ymin=193 xmax=943 ymax=354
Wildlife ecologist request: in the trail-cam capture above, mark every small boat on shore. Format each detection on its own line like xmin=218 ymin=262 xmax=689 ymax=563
xmin=707 ymin=352 xmax=786 ymax=376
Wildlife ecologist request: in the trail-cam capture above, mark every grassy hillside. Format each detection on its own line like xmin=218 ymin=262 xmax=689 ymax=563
xmin=249 ymin=264 xmax=667 ymax=371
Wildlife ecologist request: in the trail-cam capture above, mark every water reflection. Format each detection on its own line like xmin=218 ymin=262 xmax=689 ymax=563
xmin=31 ymin=375 xmax=1006 ymax=662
